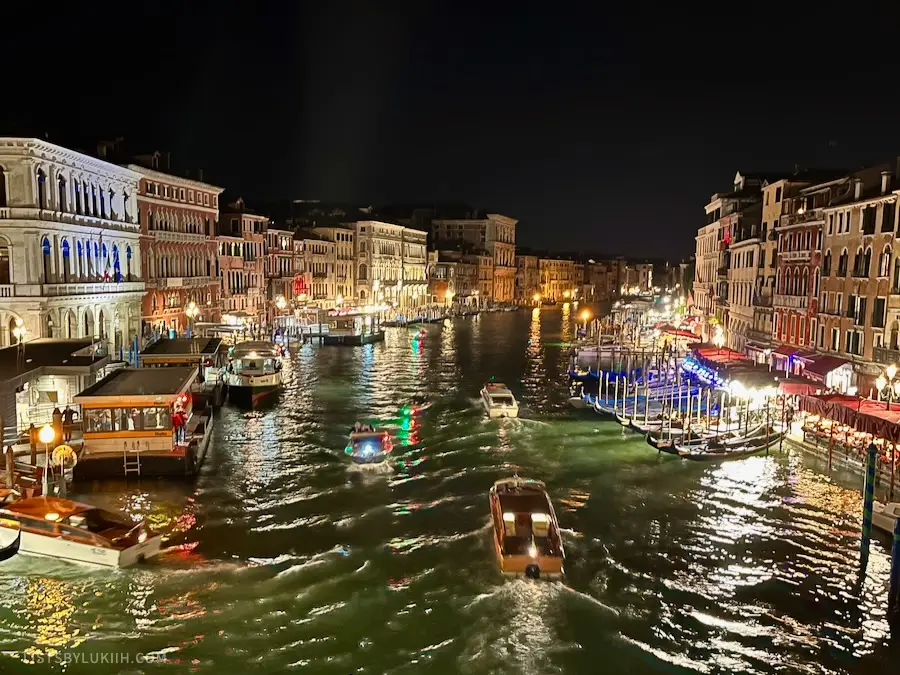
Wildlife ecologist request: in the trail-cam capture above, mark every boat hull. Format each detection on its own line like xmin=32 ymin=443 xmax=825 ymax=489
xmin=482 ymin=396 xmax=518 ymax=418
xmin=13 ymin=530 xmax=162 ymax=567
xmin=228 ymin=383 xmax=281 ymax=407
xmin=873 ymin=502 xmax=900 ymax=534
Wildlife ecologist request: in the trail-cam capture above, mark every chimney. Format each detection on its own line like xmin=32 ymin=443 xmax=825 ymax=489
xmin=882 ymin=171 xmax=891 ymax=195
xmin=854 ymin=178 xmax=862 ymax=199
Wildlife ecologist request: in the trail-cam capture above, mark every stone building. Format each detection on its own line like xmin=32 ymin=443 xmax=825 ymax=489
xmin=217 ymin=198 xmax=268 ymax=325
xmin=0 ymin=138 xmax=144 ymax=354
xmin=515 ymin=253 xmax=540 ymax=303
xmin=129 ymin=155 xmax=223 ymax=336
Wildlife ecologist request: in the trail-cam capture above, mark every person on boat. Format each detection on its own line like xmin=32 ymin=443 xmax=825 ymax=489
xmin=350 ymin=422 xmax=363 ymax=435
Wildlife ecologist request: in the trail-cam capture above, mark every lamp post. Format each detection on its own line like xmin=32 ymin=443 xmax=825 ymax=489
xmin=185 ymin=300 xmax=199 ymax=337
xmin=875 ymin=363 xmax=900 ymax=410
xmin=12 ymin=319 xmax=27 ymax=369
xmin=38 ymin=423 xmax=55 ymax=496
xmin=533 ymin=293 xmax=541 ymax=306
xmin=712 ymin=327 xmax=725 ymax=354
xmin=580 ymin=309 xmax=592 ymax=334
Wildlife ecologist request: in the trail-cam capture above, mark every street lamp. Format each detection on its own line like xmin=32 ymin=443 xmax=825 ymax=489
xmin=580 ymin=309 xmax=592 ymax=334
xmin=38 ymin=422 xmax=55 ymax=496
xmin=185 ymin=300 xmax=199 ymax=337
xmin=336 ymin=294 xmax=343 ymax=307
xmin=875 ymin=363 xmax=900 ymax=409
xmin=712 ymin=327 xmax=725 ymax=354
xmin=533 ymin=293 xmax=541 ymax=305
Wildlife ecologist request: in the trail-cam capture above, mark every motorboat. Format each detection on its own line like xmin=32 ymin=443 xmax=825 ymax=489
xmin=489 ymin=476 xmax=564 ymax=580
xmin=345 ymin=430 xmax=393 ymax=467
xmin=0 ymin=495 xmax=162 ymax=567
xmin=404 ymin=398 xmax=432 ymax=415
xmin=481 ymin=383 xmax=519 ymax=419
xmin=873 ymin=501 xmax=900 ymax=535
xmin=225 ymin=341 xmax=284 ymax=406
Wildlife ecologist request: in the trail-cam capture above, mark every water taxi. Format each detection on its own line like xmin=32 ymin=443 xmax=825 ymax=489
xmin=225 ymin=341 xmax=283 ymax=406
xmin=481 ymin=383 xmax=519 ymax=419
xmin=489 ymin=476 xmax=564 ymax=580
xmin=345 ymin=430 xmax=393 ymax=468
xmin=0 ymin=495 xmax=161 ymax=567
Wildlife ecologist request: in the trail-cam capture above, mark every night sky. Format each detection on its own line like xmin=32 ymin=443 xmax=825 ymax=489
xmin=6 ymin=2 xmax=900 ymax=259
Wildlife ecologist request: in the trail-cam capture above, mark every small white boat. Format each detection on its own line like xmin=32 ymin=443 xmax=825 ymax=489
xmin=481 ymin=383 xmax=519 ymax=419
xmin=873 ymin=501 xmax=900 ymax=535
xmin=0 ymin=496 xmax=161 ymax=567
xmin=225 ymin=341 xmax=284 ymax=406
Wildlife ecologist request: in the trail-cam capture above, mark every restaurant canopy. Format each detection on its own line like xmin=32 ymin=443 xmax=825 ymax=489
xmin=802 ymin=355 xmax=851 ymax=383
xmin=693 ymin=345 xmax=749 ymax=365
xmin=798 ymin=393 xmax=900 ymax=443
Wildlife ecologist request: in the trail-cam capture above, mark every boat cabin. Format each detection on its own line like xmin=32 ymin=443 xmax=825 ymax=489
xmin=139 ymin=337 xmax=227 ymax=376
xmin=228 ymin=341 xmax=281 ymax=373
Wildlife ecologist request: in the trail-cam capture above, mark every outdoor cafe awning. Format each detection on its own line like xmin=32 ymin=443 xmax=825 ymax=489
xmin=799 ymin=393 xmax=900 ymax=443
xmin=803 ymin=355 xmax=851 ymax=383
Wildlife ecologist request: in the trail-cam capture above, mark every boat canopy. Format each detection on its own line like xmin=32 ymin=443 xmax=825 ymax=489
xmin=6 ymin=496 xmax=98 ymax=520
xmin=232 ymin=341 xmax=280 ymax=358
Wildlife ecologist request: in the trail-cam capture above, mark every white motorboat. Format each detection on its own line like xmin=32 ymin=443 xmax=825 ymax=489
xmin=873 ymin=501 xmax=900 ymax=535
xmin=481 ymin=383 xmax=519 ymax=419
xmin=0 ymin=495 xmax=161 ymax=567
xmin=225 ymin=341 xmax=284 ymax=406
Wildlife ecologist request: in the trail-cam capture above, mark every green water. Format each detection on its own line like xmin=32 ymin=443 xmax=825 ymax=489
xmin=0 ymin=308 xmax=897 ymax=674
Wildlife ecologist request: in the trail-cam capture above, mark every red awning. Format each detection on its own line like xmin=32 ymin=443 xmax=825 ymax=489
xmin=798 ymin=393 xmax=900 ymax=443
xmin=779 ymin=381 xmax=820 ymax=396
xmin=803 ymin=355 xmax=851 ymax=382
xmin=772 ymin=344 xmax=797 ymax=357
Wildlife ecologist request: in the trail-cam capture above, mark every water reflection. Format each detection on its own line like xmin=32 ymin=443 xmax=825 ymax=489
xmin=0 ymin=311 xmax=896 ymax=673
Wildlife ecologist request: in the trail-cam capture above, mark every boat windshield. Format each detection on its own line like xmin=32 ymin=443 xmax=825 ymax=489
xmin=351 ymin=437 xmax=385 ymax=455
xmin=63 ymin=509 xmax=129 ymax=536
xmin=491 ymin=395 xmax=514 ymax=406
xmin=234 ymin=357 xmax=275 ymax=373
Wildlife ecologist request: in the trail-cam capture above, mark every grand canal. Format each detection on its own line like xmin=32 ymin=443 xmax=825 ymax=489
xmin=1 ymin=308 xmax=898 ymax=674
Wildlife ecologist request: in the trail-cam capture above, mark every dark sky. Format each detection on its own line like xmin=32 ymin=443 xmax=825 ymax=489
xmin=6 ymin=2 xmax=900 ymax=259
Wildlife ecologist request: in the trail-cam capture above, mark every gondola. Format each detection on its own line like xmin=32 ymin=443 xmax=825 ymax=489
xmin=676 ymin=428 xmax=782 ymax=461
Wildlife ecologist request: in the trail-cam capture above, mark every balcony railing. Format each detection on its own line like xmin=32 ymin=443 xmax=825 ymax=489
xmin=0 ymin=281 xmax=145 ymax=297
xmin=780 ymin=250 xmax=811 ymax=262
xmin=0 ymin=284 xmax=12 ymax=298
xmin=779 ymin=210 xmax=824 ymax=228
xmin=774 ymin=294 xmax=809 ymax=309
xmin=874 ymin=346 xmax=900 ymax=366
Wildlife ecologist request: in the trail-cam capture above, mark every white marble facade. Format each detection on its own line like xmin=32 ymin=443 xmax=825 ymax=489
xmin=0 ymin=138 xmax=145 ymax=353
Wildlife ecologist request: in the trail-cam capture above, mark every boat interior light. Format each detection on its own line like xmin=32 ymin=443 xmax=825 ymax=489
xmin=503 ymin=512 xmax=515 ymax=522
xmin=528 ymin=544 xmax=538 ymax=558
xmin=44 ymin=512 xmax=60 ymax=521
xmin=138 ymin=531 xmax=148 ymax=543
xmin=531 ymin=513 xmax=549 ymax=523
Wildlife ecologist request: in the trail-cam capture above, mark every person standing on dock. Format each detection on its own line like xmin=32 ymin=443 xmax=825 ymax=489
xmin=62 ymin=406 xmax=76 ymax=441
xmin=51 ymin=407 xmax=63 ymax=445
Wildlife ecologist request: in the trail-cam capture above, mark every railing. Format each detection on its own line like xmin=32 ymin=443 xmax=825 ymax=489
xmin=165 ymin=276 xmax=213 ymax=288
xmin=0 ymin=205 xmax=137 ymax=232
xmin=779 ymin=210 xmax=824 ymax=227
xmin=874 ymin=346 xmax=900 ymax=366
xmin=42 ymin=281 xmax=144 ymax=296
xmin=0 ymin=284 xmax=12 ymax=297
xmin=781 ymin=250 xmax=811 ymax=262
xmin=774 ymin=294 xmax=809 ymax=309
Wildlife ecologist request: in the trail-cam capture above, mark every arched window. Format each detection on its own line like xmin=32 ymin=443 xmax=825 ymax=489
xmin=863 ymin=246 xmax=872 ymax=277
xmin=99 ymin=187 xmax=106 ymax=219
xmin=148 ymin=210 xmax=154 ymax=230
xmin=880 ymin=246 xmax=891 ymax=277
xmin=814 ymin=269 xmax=820 ymax=297
xmin=0 ymin=242 xmax=9 ymax=284
xmin=91 ymin=184 xmax=98 ymax=216
xmin=82 ymin=181 xmax=89 ymax=214
xmin=73 ymin=179 xmax=82 ymax=214
xmin=112 ymin=245 xmax=121 ymax=282
xmin=76 ymin=241 xmax=84 ymax=279
xmin=126 ymin=246 xmax=133 ymax=280
xmin=853 ymin=246 xmax=864 ymax=276
xmin=36 ymin=169 xmax=47 ymax=209
xmin=800 ymin=268 xmax=808 ymax=295
xmin=838 ymin=249 xmax=849 ymax=277
xmin=41 ymin=236 xmax=51 ymax=283
xmin=359 ymin=263 xmax=368 ymax=281
xmin=892 ymin=321 xmax=900 ymax=350
xmin=122 ymin=191 xmax=129 ymax=222
xmin=8 ymin=317 xmax=17 ymax=346
xmin=61 ymin=239 xmax=71 ymax=282
xmin=0 ymin=167 xmax=7 ymax=207
xmin=57 ymin=174 xmax=67 ymax=212
xmin=823 ymin=250 xmax=832 ymax=276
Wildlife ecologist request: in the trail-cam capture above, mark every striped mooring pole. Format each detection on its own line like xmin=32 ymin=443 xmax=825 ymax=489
xmin=860 ymin=443 xmax=878 ymax=568
xmin=889 ymin=516 xmax=900 ymax=622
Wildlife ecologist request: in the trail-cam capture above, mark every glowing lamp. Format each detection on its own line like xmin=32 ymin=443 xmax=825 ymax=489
xmin=44 ymin=512 xmax=59 ymax=521
xmin=38 ymin=423 xmax=55 ymax=445
xmin=876 ymin=375 xmax=887 ymax=392
xmin=888 ymin=364 xmax=898 ymax=380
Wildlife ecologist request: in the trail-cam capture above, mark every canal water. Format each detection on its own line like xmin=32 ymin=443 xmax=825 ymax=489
xmin=1 ymin=308 xmax=898 ymax=674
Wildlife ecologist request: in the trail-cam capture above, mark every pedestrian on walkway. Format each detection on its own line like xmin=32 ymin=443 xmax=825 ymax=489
xmin=62 ymin=406 xmax=76 ymax=441
xmin=51 ymin=407 xmax=63 ymax=444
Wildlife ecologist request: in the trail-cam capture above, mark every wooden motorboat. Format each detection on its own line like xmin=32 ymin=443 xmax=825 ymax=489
xmin=345 ymin=430 xmax=393 ymax=467
xmin=481 ymin=383 xmax=519 ymax=419
xmin=225 ymin=341 xmax=284 ymax=406
xmin=873 ymin=501 xmax=900 ymax=535
xmin=0 ymin=496 xmax=161 ymax=567
xmin=489 ymin=476 xmax=564 ymax=580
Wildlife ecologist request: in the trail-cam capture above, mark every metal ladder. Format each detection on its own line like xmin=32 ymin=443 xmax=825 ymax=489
xmin=123 ymin=441 xmax=142 ymax=476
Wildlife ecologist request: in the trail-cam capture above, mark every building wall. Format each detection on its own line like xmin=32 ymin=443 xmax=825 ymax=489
xmin=0 ymin=138 xmax=144 ymax=353
xmin=133 ymin=166 xmax=223 ymax=334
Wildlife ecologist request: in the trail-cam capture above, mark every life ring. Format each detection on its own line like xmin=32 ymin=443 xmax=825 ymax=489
xmin=51 ymin=444 xmax=78 ymax=470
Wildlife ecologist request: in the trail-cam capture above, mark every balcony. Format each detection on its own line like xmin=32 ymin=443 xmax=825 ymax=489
xmin=745 ymin=328 xmax=771 ymax=343
xmin=874 ymin=346 xmax=900 ymax=366
xmin=0 ymin=281 xmax=145 ymax=297
xmin=780 ymin=250 xmax=811 ymax=263
xmin=754 ymin=294 xmax=773 ymax=308
xmin=774 ymin=294 xmax=808 ymax=309
xmin=164 ymin=276 xmax=213 ymax=288
xmin=779 ymin=210 xmax=824 ymax=228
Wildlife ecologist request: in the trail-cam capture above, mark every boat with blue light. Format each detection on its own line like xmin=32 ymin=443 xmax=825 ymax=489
xmin=345 ymin=430 xmax=393 ymax=468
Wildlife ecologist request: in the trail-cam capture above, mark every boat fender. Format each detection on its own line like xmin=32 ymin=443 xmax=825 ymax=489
xmin=525 ymin=564 xmax=541 ymax=580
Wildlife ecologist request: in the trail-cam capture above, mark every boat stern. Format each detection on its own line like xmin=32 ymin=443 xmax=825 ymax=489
xmin=118 ymin=534 xmax=163 ymax=567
